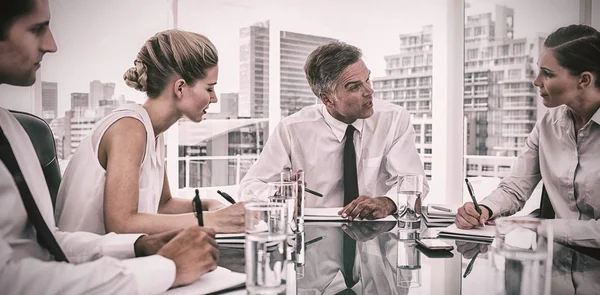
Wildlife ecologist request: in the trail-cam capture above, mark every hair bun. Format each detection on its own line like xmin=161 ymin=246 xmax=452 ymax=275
xmin=123 ymin=61 xmax=148 ymax=92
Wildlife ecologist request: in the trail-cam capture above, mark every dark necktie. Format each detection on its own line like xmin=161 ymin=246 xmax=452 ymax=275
xmin=0 ymin=128 xmax=69 ymax=262
xmin=342 ymin=125 xmax=358 ymax=288
xmin=343 ymin=125 xmax=358 ymax=206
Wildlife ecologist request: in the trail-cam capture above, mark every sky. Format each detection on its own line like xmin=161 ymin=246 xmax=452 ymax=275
xmin=36 ymin=0 xmax=579 ymax=115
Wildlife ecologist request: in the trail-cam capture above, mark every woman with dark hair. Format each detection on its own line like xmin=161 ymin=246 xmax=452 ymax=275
xmin=456 ymin=24 xmax=600 ymax=248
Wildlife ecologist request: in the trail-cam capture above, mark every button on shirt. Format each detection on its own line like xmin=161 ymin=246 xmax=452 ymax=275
xmin=0 ymin=108 xmax=175 ymax=294
xmin=239 ymin=99 xmax=429 ymax=208
xmin=480 ymin=105 xmax=600 ymax=248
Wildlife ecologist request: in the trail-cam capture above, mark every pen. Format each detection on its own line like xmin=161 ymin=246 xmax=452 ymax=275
xmin=305 ymin=236 xmax=323 ymax=247
xmin=193 ymin=189 xmax=204 ymax=226
xmin=464 ymin=178 xmax=482 ymax=215
xmin=431 ymin=205 xmax=452 ymax=212
xmin=305 ymin=187 xmax=323 ymax=198
xmin=217 ymin=190 xmax=236 ymax=204
xmin=463 ymin=252 xmax=479 ymax=278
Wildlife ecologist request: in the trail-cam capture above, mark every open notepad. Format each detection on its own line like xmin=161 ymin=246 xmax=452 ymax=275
xmin=164 ymin=266 xmax=245 ymax=295
xmin=304 ymin=207 xmax=397 ymax=221
xmin=437 ymin=223 xmax=495 ymax=243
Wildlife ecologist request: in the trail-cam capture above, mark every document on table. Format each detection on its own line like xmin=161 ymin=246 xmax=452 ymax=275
xmin=164 ymin=266 xmax=245 ymax=294
xmin=304 ymin=207 xmax=397 ymax=221
xmin=437 ymin=223 xmax=495 ymax=243
xmin=216 ymin=233 xmax=245 ymax=247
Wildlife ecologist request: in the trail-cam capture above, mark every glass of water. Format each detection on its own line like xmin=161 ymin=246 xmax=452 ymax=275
xmin=245 ymin=203 xmax=288 ymax=293
xmin=267 ymin=181 xmax=298 ymax=234
xmin=493 ymin=217 xmax=553 ymax=295
xmin=281 ymin=170 xmax=305 ymax=232
xmin=397 ymin=174 xmax=424 ymax=222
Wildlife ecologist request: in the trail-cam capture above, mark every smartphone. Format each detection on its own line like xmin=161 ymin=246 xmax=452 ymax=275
xmin=416 ymin=239 xmax=454 ymax=251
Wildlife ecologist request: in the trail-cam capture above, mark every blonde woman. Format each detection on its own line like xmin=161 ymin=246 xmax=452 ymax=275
xmin=56 ymin=30 xmax=245 ymax=234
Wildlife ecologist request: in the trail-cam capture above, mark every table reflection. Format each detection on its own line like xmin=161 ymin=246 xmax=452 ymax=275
xmin=216 ymin=221 xmax=599 ymax=295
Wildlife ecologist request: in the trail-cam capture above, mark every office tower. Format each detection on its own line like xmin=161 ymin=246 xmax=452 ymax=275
xmin=373 ymin=4 xmax=543 ymax=158
xmin=239 ymin=21 xmax=337 ymax=118
xmin=89 ymin=80 xmax=116 ymax=107
xmin=41 ymin=81 xmax=58 ymax=120
xmin=71 ymin=92 xmax=89 ymax=109
xmin=220 ymin=92 xmax=239 ymax=119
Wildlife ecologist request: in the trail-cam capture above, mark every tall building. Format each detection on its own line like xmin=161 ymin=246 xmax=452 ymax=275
xmin=89 ymin=80 xmax=116 ymax=107
xmin=71 ymin=92 xmax=89 ymax=109
xmin=373 ymin=5 xmax=543 ymax=159
xmin=239 ymin=21 xmax=337 ymax=118
xmin=41 ymin=81 xmax=58 ymax=121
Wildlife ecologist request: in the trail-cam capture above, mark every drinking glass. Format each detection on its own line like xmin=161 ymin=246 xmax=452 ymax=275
xmin=492 ymin=217 xmax=553 ymax=295
xmin=267 ymin=181 xmax=298 ymax=234
xmin=245 ymin=203 xmax=288 ymax=293
xmin=281 ymin=170 xmax=305 ymax=232
xmin=397 ymin=174 xmax=424 ymax=222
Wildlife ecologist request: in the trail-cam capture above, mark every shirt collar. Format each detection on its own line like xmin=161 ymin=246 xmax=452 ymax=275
xmin=591 ymin=106 xmax=600 ymax=125
xmin=320 ymin=105 xmax=364 ymax=142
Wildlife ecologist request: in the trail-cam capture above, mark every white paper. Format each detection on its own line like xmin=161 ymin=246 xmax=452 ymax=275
xmin=163 ymin=267 xmax=245 ymax=295
xmin=304 ymin=207 xmax=397 ymax=221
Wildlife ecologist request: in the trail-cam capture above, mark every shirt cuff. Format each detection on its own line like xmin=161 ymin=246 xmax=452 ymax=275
xmin=479 ymin=199 xmax=502 ymax=219
xmin=101 ymin=233 xmax=144 ymax=259
xmin=121 ymin=255 xmax=176 ymax=295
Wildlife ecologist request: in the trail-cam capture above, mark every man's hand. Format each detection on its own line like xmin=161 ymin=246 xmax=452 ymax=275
xmin=455 ymin=240 xmax=489 ymax=259
xmin=134 ymin=228 xmax=183 ymax=257
xmin=338 ymin=196 xmax=397 ymax=221
xmin=455 ymin=202 xmax=491 ymax=229
xmin=342 ymin=221 xmax=397 ymax=241
xmin=157 ymin=227 xmax=220 ymax=288
xmin=204 ymin=202 xmax=246 ymax=233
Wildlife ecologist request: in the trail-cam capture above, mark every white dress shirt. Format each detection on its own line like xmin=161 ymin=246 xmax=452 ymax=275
xmin=0 ymin=108 xmax=175 ymax=295
xmin=480 ymin=105 xmax=600 ymax=248
xmin=240 ymin=99 xmax=429 ymax=209
xmin=56 ymin=104 xmax=165 ymax=234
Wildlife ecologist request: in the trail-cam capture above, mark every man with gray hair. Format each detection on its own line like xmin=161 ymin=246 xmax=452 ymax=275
xmin=241 ymin=41 xmax=428 ymax=220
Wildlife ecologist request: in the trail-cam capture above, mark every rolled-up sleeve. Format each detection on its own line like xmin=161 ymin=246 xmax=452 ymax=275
xmin=480 ymin=122 xmax=542 ymax=218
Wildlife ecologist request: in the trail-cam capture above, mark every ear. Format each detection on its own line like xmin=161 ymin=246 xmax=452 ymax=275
xmin=320 ymin=92 xmax=335 ymax=108
xmin=172 ymin=79 xmax=186 ymax=99
xmin=579 ymin=71 xmax=594 ymax=89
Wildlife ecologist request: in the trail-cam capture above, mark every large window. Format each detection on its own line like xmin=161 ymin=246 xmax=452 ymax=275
xmin=3 ymin=0 xmax=584 ymax=205
xmin=463 ymin=0 xmax=579 ymax=209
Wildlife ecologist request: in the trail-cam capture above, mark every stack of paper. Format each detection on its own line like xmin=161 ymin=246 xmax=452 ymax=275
xmin=304 ymin=207 xmax=397 ymax=222
xmin=164 ymin=266 xmax=245 ymax=294
xmin=437 ymin=223 xmax=495 ymax=243
xmin=422 ymin=204 xmax=457 ymax=227
xmin=216 ymin=233 xmax=245 ymax=249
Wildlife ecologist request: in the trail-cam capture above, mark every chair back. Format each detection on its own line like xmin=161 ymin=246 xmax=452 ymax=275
xmin=539 ymin=185 xmax=555 ymax=219
xmin=10 ymin=110 xmax=62 ymax=208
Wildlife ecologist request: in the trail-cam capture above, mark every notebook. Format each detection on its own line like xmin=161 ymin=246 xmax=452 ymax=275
xmin=164 ymin=266 xmax=245 ymax=295
xmin=304 ymin=207 xmax=397 ymax=221
xmin=437 ymin=223 xmax=495 ymax=243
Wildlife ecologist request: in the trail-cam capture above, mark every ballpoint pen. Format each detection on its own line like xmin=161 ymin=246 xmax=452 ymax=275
xmin=464 ymin=178 xmax=482 ymax=215
xmin=463 ymin=252 xmax=479 ymax=278
xmin=217 ymin=190 xmax=236 ymax=204
xmin=304 ymin=187 xmax=323 ymax=197
xmin=305 ymin=236 xmax=324 ymax=247
xmin=193 ymin=189 xmax=204 ymax=226
xmin=430 ymin=205 xmax=452 ymax=212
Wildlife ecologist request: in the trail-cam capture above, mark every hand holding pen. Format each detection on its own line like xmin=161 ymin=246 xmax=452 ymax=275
xmin=455 ymin=179 xmax=491 ymax=229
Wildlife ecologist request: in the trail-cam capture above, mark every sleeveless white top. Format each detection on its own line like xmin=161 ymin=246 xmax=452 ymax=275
xmin=55 ymin=104 xmax=165 ymax=234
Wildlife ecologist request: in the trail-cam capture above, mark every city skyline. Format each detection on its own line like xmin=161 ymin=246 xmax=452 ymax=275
xmin=33 ymin=0 xmax=577 ymax=116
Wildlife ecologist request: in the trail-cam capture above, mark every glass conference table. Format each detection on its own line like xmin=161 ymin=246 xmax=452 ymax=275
xmin=214 ymin=220 xmax=599 ymax=295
